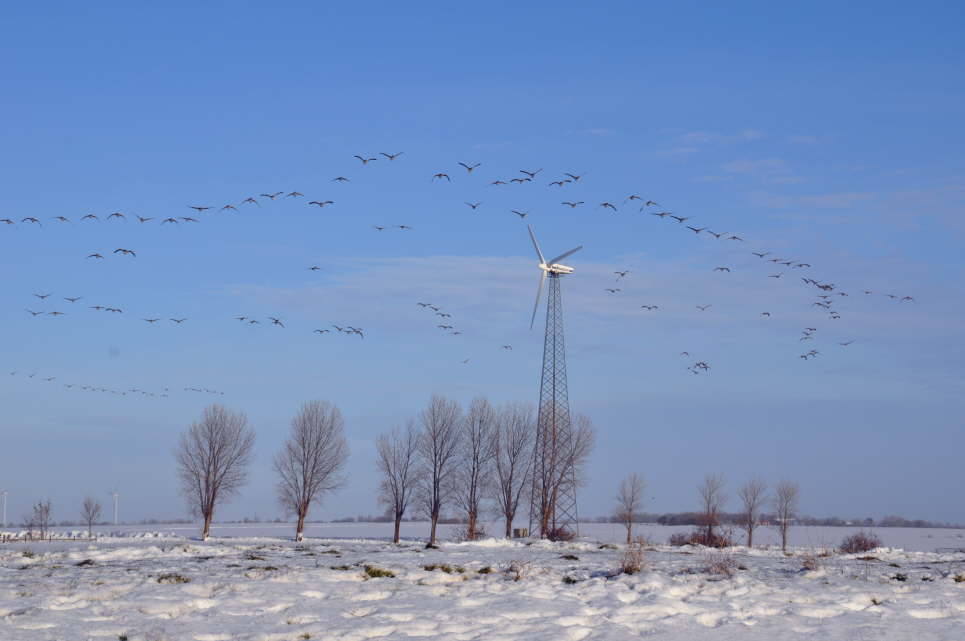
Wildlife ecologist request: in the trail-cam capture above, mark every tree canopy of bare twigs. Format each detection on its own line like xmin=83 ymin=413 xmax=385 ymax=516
xmin=531 ymin=412 xmax=596 ymax=538
xmin=81 ymin=496 xmax=102 ymax=539
xmin=615 ymin=473 xmax=646 ymax=544
xmin=493 ymin=402 xmax=534 ymax=538
xmin=175 ymin=404 xmax=255 ymax=541
xmin=274 ymin=400 xmax=349 ymax=542
xmin=376 ymin=422 xmax=421 ymax=543
xmin=773 ymin=480 xmax=800 ymax=553
xmin=417 ymin=395 xmax=463 ymax=547
xmin=24 ymin=499 xmax=52 ymax=540
xmin=452 ymin=397 xmax=496 ymax=540
xmin=697 ymin=473 xmax=727 ymax=544
xmin=737 ymin=478 xmax=767 ymax=548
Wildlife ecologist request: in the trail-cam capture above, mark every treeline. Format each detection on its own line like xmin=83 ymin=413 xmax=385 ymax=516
xmin=590 ymin=513 xmax=962 ymax=529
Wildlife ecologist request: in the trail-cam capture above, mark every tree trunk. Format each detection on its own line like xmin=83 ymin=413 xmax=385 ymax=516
xmin=504 ymin=516 xmax=512 ymax=539
xmin=393 ymin=514 xmax=402 ymax=544
xmin=202 ymin=511 xmax=212 ymax=541
xmin=295 ymin=511 xmax=306 ymax=542
xmin=626 ymin=524 xmax=632 ymax=545
xmin=467 ymin=511 xmax=477 ymax=541
xmin=747 ymin=525 xmax=754 ymax=548
xmin=781 ymin=526 xmax=788 ymax=553
xmin=429 ymin=514 xmax=438 ymax=546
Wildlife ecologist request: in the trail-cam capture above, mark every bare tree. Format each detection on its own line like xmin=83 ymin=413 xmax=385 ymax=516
xmin=376 ymin=422 xmax=421 ymax=543
xmin=417 ymin=395 xmax=462 ymax=547
xmin=697 ymin=474 xmax=727 ymax=544
xmin=176 ymin=404 xmax=255 ymax=541
xmin=493 ymin=402 xmax=534 ymax=538
xmin=532 ymin=412 xmax=596 ymax=538
xmin=24 ymin=499 xmax=52 ymax=540
xmin=773 ymin=480 xmax=800 ymax=553
xmin=275 ymin=400 xmax=349 ymax=542
xmin=614 ymin=473 xmax=646 ymax=544
xmin=737 ymin=478 xmax=767 ymax=548
xmin=452 ymin=397 xmax=496 ymax=540
xmin=81 ymin=496 xmax=102 ymax=539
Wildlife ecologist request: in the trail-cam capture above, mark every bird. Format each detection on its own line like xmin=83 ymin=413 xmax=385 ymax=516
xmin=34 ymin=293 xmax=51 ymax=300
xmin=87 ymin=253 xmax=104 ymax=259
xmin=348 ymin=327 xmax=364 ymax=339
xmin=900 ymin=296 xmax=914 ymax=302
xmin=380 ymin=152 xmax=403 ymax=161
xmin=220 ymin=204 xmax=237 ymax=212
xmin=624 ymin=194 xmax=644 ymax=204
xmin=727 ymin=235 xmax=744 ymax=242
xmin=599 ymin=202 xmax=618 ymax=211
xmin=314 ymin=329 xmax=330 ymax=334
xmin=511 ymin=210 xmax=528 ymax=219
xmin=564 ymin=173 xmax=584 ymax=181
xmin=839 ymin=340 xmax=854 ymax=346
xmin=308 ymin=200 xmax=334 ymax=207
xmin=108 ymin=212 xmax=126 ymax=220
xmin=752 ymin=252 xmax=769 ymax=258
xmin=142 ymin=318 xmax=160 ymax=323
xmin=137 ymin=216 xmax=154 ymax=223
xmin=51 ymin=216 xmax=69 ymax=222
xmin=21 ymin=217 xmax=41 ymax=225
xmin=161 ymin=218 xmax=178 ymax=225
xmin=651 ymin=211 xmax=670 ymax=218
xmin=286 ymin=191 xmax=303 ymax=198
xmin=248 ymin=319 xmax=260 ymax=325
xmin=768 ymin=273 xmax=782 ymax=279
xmin=561 ymin=201 xmax=584 ymax=208
xmin=373 ymin=225 xmax=385 ymax=231
xmin=354 ymin=155 xmax=377 ymax=164
xmin=686 ymin=226 xmax=705 ymax=234
xmin=490 ymin=180 xmax=507 ymax=186
xmin=189 ymin=206 xmax=211 ymax=213
xmin=26 ymin=310 xmax=43 ymax=316
xmin=509 ymin=177 xmax=531 ymax=184
xmin=461 ymin=358 xmax=471 ymax=364
xmin=713 ymin=267 xmax=731 ymax=272
xmin=458 ymin=162 xmax=481 ymax=173
xmin=0 ymin=218 xmax=14 ymax=225
xmin=260 ymin=192 xmax=284 ymax=199
xmin=398 ymin=225 xmax=413 ymax=230
xmin=502 ymin=345 xmax=513 ymax=350
xmin=241 ymin=197 xmax=259 ymax=205
xmin=696 ymin=305 xmax=711 ymax=311
xmin=604 ymin=288 xmax=621 ymax=293
xmin=549 ymin=180 xmax=571 ymax=187
xmin=640 ymin=305 xmax=659 ymax=311
xmin=234 ymin=316 xmax=247 ymax=322
xmin=707 ymin=231 xmax=725 ymax=239
xmin=269 ymin=317 xmax=285 ymax=327
xmin=309 ymin=265 xmax=321 ymax=271
xmin=432 ymin=172 xmax=451 ymax=182
xmin=81 ymin=214 xmax=98 ymax=221
xmin=465 ymin=202 xmax=482 ymax=210
xmin=680 ymin=351 xmax=690 ymax=357
xmin=761 ymin=312 xmax=771 ymax=317
xmin=64 ymin=297 xmax=81 ymax=303
xmin=614 ymin=270 xmax=630 ymax=279
xmin=332 ymin=176 xmax=350 ymax=183
xmin=520 ymin=169 xmax=543 ymax=178
xmin=113 ymin=248 xmax=136 ymax=257
xmin=180 ymin=217 xmax=198 ymax=223
xmin=670 ymin=215 xmax=689 ymax=223
xmin=170 ymin=318 xmax=187 ymax=324
xmin=332 ymin=325 xmax=344 ymax=332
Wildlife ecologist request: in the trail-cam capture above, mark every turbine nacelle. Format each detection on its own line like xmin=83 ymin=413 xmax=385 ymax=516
xmin=527 ymin=225 xmax=582 ymax=329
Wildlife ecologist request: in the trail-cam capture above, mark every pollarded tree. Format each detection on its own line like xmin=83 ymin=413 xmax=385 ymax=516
xmin=531 ymin=412 xmax=596 ymax=538
xmin=417 ymin=395 xmax=462 ymax=547
xmin=81 ymin=496 xmax=102 ymax=540
xmin=275 ymin=400 xmax=349 ymax=542
xmin=176 ymin=404 xmax=255 ymax=541
xmin=697 ymin=474 xmax=727 ymax=545
xmin=614 ymin=473 xmax=646 ymax=544
xmin=773 ymin=480 xmax=800 ymax=553
xmin=376 ymin=422 xmax=421 ymax=543
xmin=493 ymin=402 xmax=534 ymax=538
xmin=452 ymin=397 xmax=497 ymax=540
xmin=737 ymin=478 xmax=767 ymax=548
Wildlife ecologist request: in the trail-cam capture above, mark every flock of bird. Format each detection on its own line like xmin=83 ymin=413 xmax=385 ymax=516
xmin=5 ymin=150 xmax=917 ymax=391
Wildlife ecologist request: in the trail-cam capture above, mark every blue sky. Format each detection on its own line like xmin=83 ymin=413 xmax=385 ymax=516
xmin=1 ymin=1 xmax=964 ymax=526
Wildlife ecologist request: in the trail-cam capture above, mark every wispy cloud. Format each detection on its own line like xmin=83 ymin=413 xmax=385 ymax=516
xmin=748 ymin=191 xmax=875 ymax=209
xmin=723 ymin=157 xmax=803 ymax=185
xmin=680 ymin=129 xmax=765 ymax=144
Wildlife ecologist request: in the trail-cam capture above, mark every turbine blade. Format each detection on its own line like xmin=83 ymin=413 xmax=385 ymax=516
xmin=548 ymin=245 xmax=583 ymax=265
xmin=527 ymin=225 xmax=545 ymax=264
xmin=530 ymin=271 xmax=546 ymax=330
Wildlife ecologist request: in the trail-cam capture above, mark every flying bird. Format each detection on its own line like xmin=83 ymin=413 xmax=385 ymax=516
xmin=314 ymin=329 xmax=330 ymax=334
xmin=308 ymin=200 xmax=334 ymax=207
xmin=713 ymin=267 xmax=731 ymax=272
xmin=768 ymin=273 xmax=782 ymax=279
xmin=142 ymin=318 xmax=160 ymax=323
xmin=181 ymin=217 xmax=198 ymax=223
xmin=458 ymin=162 xmax=481 ymax=173
xmin=309 ymin=265 xmax=321 ymax=271
xmin=520 ymin=169 xmax=543 ymax=178
xmin=354 ymin=155 xmax=377 ymax=164
xmin=561 ymin=201 xmax=584 ymax=208
xmin=761 ymin=312 xmax=771 ymax=317
xmin=241 ymin=197 xmax=259 ymax=205
xmin=170 ymin=318 xmax=187 ymax=324
xmin=614 ymin=270 xmax=629 ymax=279
xmin=220 ymin=204 xmax=237 ymax=212
xmin=286 ymin=191 xmax=303 ymax=198
xmin=511 ymin=210 xmax=528 ymax=219
xmin=373 ymin=225 xmax=385 ymax=231
xmin=269 ymin=317 xmax=285 ymax=327
xmin=465 ymin=202 xmax=482 ymax=210
xmin=34 ymin=293 xmax=51 ymax=300
xmin=604 ymin=288 xmax=621 ymax=293
xmin=686 ymin=226 xmax=705 ymax=234
xmin=64 ymin=297 xmax=81 ymax=303
xmin=51 ymin=216 xmax=69 ymax=222
xmin=432 ymin=172 xmax=451 ymax=182
xmin=398 ymin=225 xmax=413 ymax=230
xmin=161 ymin=218 xmax=178 ymax=225
xmin=670 ymin=215 xmax=689 ymax=223
xmin=189 ymin=206 xmax=211 ymax=213
xmin=490 ymin=180 xmax=507 ymax=186
xmin=380 ymin=152 xmax=403 ymax=160
xmin=549 ymin=180 xmax=571 ymax=187
xmin=502 ymin=345 xmax=512 ymax=350
xmin=137 ymin=216 xmax=154 ymax=223
xmin=81 ymin=214 xmax=98 ymax=221
xmin=26 ymin=310 xmax=43 ymax=316
xmin=564 ymin=173 xmax=584 ymax=181
xmin=108 ymin=212 xmax=126 ymax=220
xmin=260 ymin=192 xmax=284 ymax=199
xmin=599 ymin=202 xmax=618 ymax=211
xmin=113 ymin=248 xmax=136 ymax=257
xmin=696 ymin=305 xmax=711 ymax=311
xmin=21 ymin=217 xmax=41 ymax=225
xmin=332 ymin=176 xmax=350 ymax=182
xmin=87 ymin=253 xmax=104 ymax=259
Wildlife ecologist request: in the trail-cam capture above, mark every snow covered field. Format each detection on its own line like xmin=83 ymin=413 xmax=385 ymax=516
xmin=2 ymin=524 xmax=965 ymax=640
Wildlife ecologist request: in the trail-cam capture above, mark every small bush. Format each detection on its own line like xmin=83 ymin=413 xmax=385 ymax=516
xmin=546 ymin=527 xmax=575 ymax=542
xmin=363 ymin=565 xmax=395 ymax=578
xmin=504 ymin=559 xmax=531 ymax=582
xmin=22 ymin=550 xmax=35 ymax=559
xmin=703 ymin=553 xmax=738 ymax=577
xmin=561 ymin=554 xmax=579 ymax=561
xmin=670 ymin=530 xmax=733 ymax=548
xmin=562 ymin=575 xmax=578 ymax=584
xmin=157 ymin=573 xmax=190 ymax=584
xmin=857 ymin=555 xmax=878 ymax=561
xmin=477 ymin=566 xmax=493 ymax=574
xmin=954 ymin=574 xmax=965 ymax=583
xmin=245 ymin=552 xmax=266 ymax=561
xmin=620 ymin=537 xmax=647 ymax=575
xmin=870 ymin=597 xmax=883 ymax=606
xmin=668 ymin=533 xmax=690 ymax=547
xmin=75 ymin=559 xmax=96 ymax=567
xmin=840 ymin=531 xmax=881 ymax=554
xmin=801 ymin=554 xmax=821 ymax=571
xmin=423 ymin=564 xmax=455 ymax=573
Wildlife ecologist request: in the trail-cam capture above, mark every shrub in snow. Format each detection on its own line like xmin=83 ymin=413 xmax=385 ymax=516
xmin=620 ymin=537 xmax=647 ymax=575
xmin=477 ymin=566 xmax=493 ymax=574
xmin=702 ymin=552 xmax=738 ymax=577
xmin=504 ymin=559 xmax=532 ymax=581
xmin=670 ymin=529 xmax=733 ymax=548
xmin=157 ymin=573 xmax=190 ymax=584
xmin=953 ymin=574 xmax=965 ymax=583
xmin=546 ymin=527 xmax=575 ymax=542
xmin=363 ymin=565 xmax=395 ymax=578
xmin=800 ymin=554 xmax=821 ymax=571
xmin=839 ymin=531 xmax=881 ymax=554
xmin=668 ymin=533 xmax=690 ymax=547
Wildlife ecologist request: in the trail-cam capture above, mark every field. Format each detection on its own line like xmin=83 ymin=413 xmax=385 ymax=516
xmin=2 ymin=523 xmax=964 ymax=640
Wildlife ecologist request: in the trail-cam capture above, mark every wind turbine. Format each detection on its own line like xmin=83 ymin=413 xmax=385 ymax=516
xmin=527 ymin=225 xmax=582 ymax=329
xmin=109 ymin=491 xmax=119 ymax=526
xmin=525 ymin=225 xmax=583 ymax=538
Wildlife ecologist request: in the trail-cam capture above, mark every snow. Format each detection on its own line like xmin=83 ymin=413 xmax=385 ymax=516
xmin=2 ymin=524 xmax=964 ymax=639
